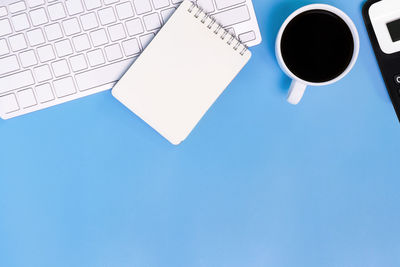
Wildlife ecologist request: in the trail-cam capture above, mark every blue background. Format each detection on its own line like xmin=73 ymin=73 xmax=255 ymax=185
xmin=1 ymin=0 xmax=400 ymax=266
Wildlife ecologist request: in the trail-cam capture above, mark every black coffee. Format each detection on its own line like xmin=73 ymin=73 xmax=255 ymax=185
xmin=281 ymin=10 xmax=354 ymax=83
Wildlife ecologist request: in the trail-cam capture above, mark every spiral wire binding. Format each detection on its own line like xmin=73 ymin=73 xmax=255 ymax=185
xmin=187 ymin=2 xmax=248 ymax=56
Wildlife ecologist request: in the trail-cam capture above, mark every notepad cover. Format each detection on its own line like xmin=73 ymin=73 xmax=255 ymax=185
xmin=112 ymin=0 xmax=251 ymax=145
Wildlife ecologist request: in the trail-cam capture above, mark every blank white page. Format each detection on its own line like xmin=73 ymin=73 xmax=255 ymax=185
xmin=112 ymin=0 xmax=251 ymax=145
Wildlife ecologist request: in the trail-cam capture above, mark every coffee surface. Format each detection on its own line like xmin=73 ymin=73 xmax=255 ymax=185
xmin=281 ymin=10 xmax=354 ymax=83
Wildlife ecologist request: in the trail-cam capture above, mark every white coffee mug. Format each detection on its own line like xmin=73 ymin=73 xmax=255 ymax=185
xmin=275 ymin=4 xmax=360 ymax=105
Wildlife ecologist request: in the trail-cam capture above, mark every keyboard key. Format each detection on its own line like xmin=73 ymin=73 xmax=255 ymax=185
xmin=116 ymin=2 xmax=134 ymax=20
xmin=239 ymin=31 xmax=256 ymax=43
xmin=213 ymin=5 xmax=250 ymax=27
xmin=104 ymin=0 xmax=119 ymax=4
xmin=133 ymin=0 xmax=152 ymax=15
xmin=53 ymin=76 xmax=76 ymax=97
xmin=33 ymin=65 xmax=52 ymax=82
xmin=35 ymin=83 xmax=55 ymax=103
xmin=26 ymin=28 xmax=45 ymax=46
xmin=17 ymin=88 xmax=37 ymax=108
xmin=62 ymin=17 xmax=81 ymax=36
xmin=27 ymin=0 xmax=45 ymax=8
xmin=69 ymin=54 xmax=87 ymax=71
xmin=12 ymin=13 xmax=30 ymax=32
xmin=83 ymin=0 xmax=102 ymax=10
xmin=90 ymin=28 xmax=108 ymax=47
xmin=72 ymin=34 xmax=91 ymax=52
xmin=75 ymin=59 xmax=133 ymax=91
xmin=126 ymin=18 xmax=144 ymax=36
xmin=0 ymin=70 xmax=34 ymax=94
xmin=197 ymin=0 xmax=215 ymax=13
xmin=98 ymin=7 xmax=116 ymax=25
xmin=9 ymin=1 xmax=26 ymax=14
xmin=51 ymin=59 xmax=70 ymax=77
xmin=29 ymin=8 xmax=48 ymax=26
xmin=214 ymin=0 xmax=245 ymax=10
xmin=80 ymin=13 xmax=99 ymax=30
xmin=55 ymin=39 xmax=73 ymax=57
xmin=44 ymin=23 xmax=63 ymax=41
xmin=0 ymin=94 xmax=19 ymax=114
xmin=48 ymin=3 xmax=66 ymax=21
xmin=65 ymin=0 xmax=84 ymax=16
xmin=0 ymin=39 xmax=9 ymax=56
xmin=108 ymin=23 xmax=126 ymax=41
xmin=143 ymin=13 xmax=161 ymax=31
xmin=9 ymin=34 xmax=27 ymax=51
xmin=37 ymin=45 xmax=55 ymax=62
xmin=122 ymin=38 xmax=140 ymax=56
xmin=0 ymin=19 xmax=12 ymax=37
xmin=139 ymin=33 xmax=155 ymax=49
xmin=87 ymin=49 xmax=105 ymax=66
xmin=19 ymin=50 xmax=38 ymax=68
xmin=0 ymin=7 xmax=7 ymax=17
xmin=152 ymin=0 xmax=169 ymax=10
xmin=0 ymin=55 xmax=19 ymax=75
xmin=160 ymin=8 xmax=175 ymax=23
xmin=104 ymin=43 xmax=123 ymax=61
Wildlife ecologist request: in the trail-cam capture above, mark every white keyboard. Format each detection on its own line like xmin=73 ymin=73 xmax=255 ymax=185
xmin=0 ymin=0 xmax=261 ymax=119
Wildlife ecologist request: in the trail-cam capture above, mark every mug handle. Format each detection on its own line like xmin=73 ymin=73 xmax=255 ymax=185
xmin=287 ymin=80 xmax=307 ymax=105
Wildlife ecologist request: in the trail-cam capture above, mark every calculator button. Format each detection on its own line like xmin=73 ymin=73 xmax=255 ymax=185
xmin=395 ymin=74 xmax=400 ymax=85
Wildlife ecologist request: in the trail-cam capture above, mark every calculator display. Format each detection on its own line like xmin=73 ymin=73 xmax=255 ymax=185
xmin=387 ymin=19 xmax=400 ymax=42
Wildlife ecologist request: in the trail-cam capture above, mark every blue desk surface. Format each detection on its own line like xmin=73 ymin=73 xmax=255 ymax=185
xmin=1 ymin=1 xmax=400 ymax=267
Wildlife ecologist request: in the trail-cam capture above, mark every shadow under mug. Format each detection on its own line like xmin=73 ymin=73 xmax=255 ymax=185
xmin=275 ymin=4 xmax=360 ymax=105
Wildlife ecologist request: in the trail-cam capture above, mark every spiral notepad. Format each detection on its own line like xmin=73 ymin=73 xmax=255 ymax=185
xmin=112 ymin=0 xmax=252 ymax=145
